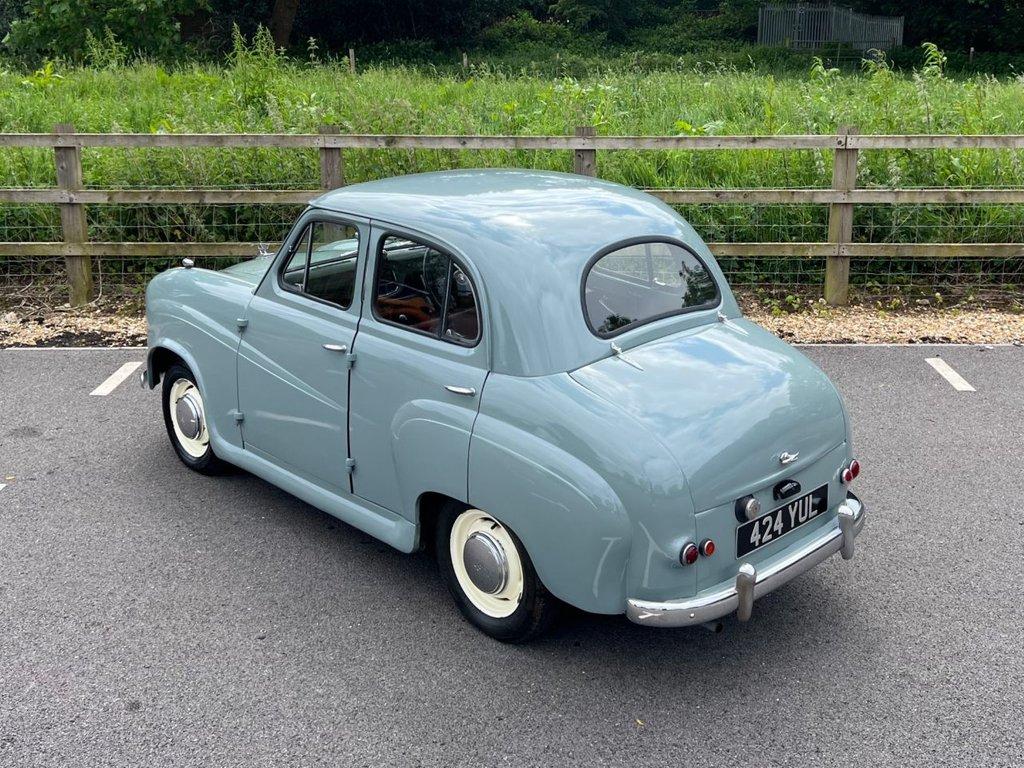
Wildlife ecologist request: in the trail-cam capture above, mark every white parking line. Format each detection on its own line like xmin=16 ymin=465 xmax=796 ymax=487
xmin=0 ymin=484 xmax=6 ymax=492
xmin=925 ymin=357 xmax=976 ymax=392
xmin=90 ymin=361 xmax=143 ymax=396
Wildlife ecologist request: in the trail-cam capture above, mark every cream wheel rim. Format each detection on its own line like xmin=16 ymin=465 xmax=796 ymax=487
xmin=169 ymin=378 xmax=209 ymax=459
xmin=450 ymin=510 xmax=524 ymax=619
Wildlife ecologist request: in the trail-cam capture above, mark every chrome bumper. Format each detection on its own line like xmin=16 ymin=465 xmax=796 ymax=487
xmin=626 ymin=494 xmax=865 ymax=628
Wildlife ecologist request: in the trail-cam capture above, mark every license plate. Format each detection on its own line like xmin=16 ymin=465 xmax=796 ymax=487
xmin=736 ymin=485 xmax=829 ymax=557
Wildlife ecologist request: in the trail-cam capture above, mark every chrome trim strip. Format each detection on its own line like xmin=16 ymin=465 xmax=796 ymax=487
xmin=625 ymin=496 xmax=864 ymax=628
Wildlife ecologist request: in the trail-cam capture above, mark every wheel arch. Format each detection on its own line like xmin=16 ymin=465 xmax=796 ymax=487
xmin=145 ymin=344 xmax=187 ymax=389
xmin=467 ymin=417 xmax=634 ymax=615
xmin=416 ymin=490 xmax=458 ymax=552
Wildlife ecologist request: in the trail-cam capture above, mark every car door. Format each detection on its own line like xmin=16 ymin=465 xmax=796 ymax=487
xmin=348 ymin=227 xmax=489 ymax=518
xmin=236 ymin=212 xmax=367 ymax=493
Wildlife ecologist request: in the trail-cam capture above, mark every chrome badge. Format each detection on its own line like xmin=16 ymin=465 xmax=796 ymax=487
xmin=778 ymin=451 xmax=800 ymax=465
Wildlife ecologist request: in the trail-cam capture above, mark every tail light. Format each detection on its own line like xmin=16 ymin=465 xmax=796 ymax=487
xmin=840 ymin=459 xmax=860 ymax=484
xmin=680 ymin=542 xmax=699 ymax=566
xmin=699 ymin=539 xmax=716 ymax=557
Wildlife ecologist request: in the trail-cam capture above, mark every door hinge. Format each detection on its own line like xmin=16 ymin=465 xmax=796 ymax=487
xmin=345 ymin=457 xmax=356 ymax=473
xmin=345 ymin=352 xmax=356 ymax=369
xmin=232 ymin=410 xmax=245 ymax=423
xmin=236 ymin=318 xmax=248 ymax=330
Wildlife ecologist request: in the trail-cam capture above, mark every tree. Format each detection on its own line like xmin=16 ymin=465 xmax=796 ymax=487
xmin=269 ymin=0 xmax=301 ymax=48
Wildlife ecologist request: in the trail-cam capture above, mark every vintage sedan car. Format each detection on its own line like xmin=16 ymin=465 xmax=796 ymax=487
xmin=144 ymin=169 xmax=865 ymax=642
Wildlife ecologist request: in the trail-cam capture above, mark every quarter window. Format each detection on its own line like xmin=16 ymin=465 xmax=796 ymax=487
xmin=373 ymin=235 xmax=480 ymax=346
xmin=280 ymin=220 xmax=360 ymax=309
xmin=583 ymin=240 xmax=719 ymax=337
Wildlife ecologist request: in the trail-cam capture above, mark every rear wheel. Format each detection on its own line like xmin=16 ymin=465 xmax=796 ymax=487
xmin=161 ymin=362 xmax=228 ymax=475
xmin=436 ymin=503 xmax=557 ymax=642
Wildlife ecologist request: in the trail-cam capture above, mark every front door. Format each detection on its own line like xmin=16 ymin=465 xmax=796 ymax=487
xmin=348 ymin=228 xmax=488 ymax=517
xmin=237 ymin=213 xmax=367 ymax=492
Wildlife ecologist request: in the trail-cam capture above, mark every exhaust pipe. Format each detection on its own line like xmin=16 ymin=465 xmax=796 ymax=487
xmin=700 ymin=620 xmax=723 ymax=633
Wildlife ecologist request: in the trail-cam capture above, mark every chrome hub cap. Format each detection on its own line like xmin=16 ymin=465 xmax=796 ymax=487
xmin=168 ymin=378 xmax=209 ymax=459
xmin=174 ymin=394 xmax=202 ymax=440
xmin=462 ymin=531 xmax=508 ymax=595
xmin=450 ymin=510 xmax=524 ymax=618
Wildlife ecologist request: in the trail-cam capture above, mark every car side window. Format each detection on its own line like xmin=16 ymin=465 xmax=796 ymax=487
xmin=373 ymin=235 xmax=480 ymax=346
xmin=281 ymin=226 xmax=311 ymax=290
xmin=279 ymin=220 xmax=360 ymax=309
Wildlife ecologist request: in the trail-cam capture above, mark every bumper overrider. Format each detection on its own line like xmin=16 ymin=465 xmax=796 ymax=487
xmin=626 ymin=493 xmax=866 ymax=628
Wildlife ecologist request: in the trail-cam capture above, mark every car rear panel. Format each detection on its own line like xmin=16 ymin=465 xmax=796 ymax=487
xmin=694 ymin=442 xmax=849 ymax=591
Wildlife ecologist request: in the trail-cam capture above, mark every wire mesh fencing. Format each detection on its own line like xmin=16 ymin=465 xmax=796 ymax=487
xmin=1 ymin=130 xmax=1023 ymax=308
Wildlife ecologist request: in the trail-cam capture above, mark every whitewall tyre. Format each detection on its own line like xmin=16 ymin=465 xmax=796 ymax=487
xmin=161 ymin=362 xmax=228 ymax=475
xmin=437 ymin=503 xmax=557 ymax=642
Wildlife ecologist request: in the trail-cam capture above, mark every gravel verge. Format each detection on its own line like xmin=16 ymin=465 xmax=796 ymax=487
xmin=1 ymin=299 xmax=1022 ymax=347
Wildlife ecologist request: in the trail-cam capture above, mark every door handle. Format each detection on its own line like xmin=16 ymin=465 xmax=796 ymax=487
xmin=444 ymin=385 xmax=476 ymax=396
xmin=322 ymin=343 xmax=348 ymax=352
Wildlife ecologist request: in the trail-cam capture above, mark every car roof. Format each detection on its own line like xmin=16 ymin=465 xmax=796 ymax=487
xmin=310 ymin=170 xmax=737 ymax=376
xmin=313 ymin=169 xmax=673 ymax=243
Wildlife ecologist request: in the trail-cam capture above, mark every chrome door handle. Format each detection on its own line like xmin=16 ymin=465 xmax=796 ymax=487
xmin=322 ymin=343 xmax=348 ymax=352
xmin=444 ymin=385 xmax=476 ymax=396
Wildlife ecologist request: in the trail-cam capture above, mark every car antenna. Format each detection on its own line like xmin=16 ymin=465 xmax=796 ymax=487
xmin=610 ymin=341 xmax=643 ymax=371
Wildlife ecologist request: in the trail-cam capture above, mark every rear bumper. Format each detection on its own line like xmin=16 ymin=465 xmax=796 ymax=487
xmin=625 ymin=493 xmax=865 ymax=628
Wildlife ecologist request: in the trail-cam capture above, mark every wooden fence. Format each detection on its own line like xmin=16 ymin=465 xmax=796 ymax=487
xmin=2 ymin=124 xmax=1024 ymax=306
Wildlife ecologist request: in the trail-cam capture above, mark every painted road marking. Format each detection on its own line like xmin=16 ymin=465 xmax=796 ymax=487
xmin=925 ymin=357 xmax=976 ymax=392
xmin=90 ymin=361 xmax=143 ymax=396
xmin=0 ymin=484 xmax=6 ymax=492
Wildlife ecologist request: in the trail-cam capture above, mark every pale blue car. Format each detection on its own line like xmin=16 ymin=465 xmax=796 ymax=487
xmin=144 ymin=170 xmax=865 ymax=642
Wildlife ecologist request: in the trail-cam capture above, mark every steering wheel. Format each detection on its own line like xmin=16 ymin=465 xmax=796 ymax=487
xmin=421 ymin=249 xmax=449 ymax=310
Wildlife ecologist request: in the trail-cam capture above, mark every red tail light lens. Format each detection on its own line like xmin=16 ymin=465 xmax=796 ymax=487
xmin=850 ymin=459 xmax=860 ymax=479
xmin=680 ymin=542 xmax=699 ymax=566
xmin=699 ymin=539 xmax=716 ymax=557
xmin=841 ymin=468 xmax=853 ymax=484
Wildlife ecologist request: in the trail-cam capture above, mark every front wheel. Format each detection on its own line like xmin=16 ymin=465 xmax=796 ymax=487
xmin=436 ymin=504 xmax=557 ymax=642
xmin=161 ymin=362 xmax=229 ymax=475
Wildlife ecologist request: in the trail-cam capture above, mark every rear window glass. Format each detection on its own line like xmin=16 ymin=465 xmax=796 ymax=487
xmin=583 ymin=241 xmax=719 ymax=337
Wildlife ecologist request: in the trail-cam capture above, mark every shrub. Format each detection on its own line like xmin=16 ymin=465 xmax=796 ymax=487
xmin=3 ymin=0 xmax=208 ymax=63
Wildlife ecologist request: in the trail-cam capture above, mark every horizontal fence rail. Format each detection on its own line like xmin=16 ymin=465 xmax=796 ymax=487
xmin=2 ymin=126 xmax=1023 ymax=306
xmin=9 ymin=133 xmax=1024 ymax=149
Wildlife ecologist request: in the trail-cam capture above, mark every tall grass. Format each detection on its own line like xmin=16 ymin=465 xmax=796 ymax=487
xmin=1 ymin=37 xmax=1023 ymax=300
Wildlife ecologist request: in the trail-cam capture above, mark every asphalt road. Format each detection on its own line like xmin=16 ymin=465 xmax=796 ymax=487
xmin=1 ymin=345 xmax=1022 ymax=767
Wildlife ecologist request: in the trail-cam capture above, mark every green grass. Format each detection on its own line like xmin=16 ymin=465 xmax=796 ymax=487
xmin=1 ymin=46 xmax=1023 ymax=300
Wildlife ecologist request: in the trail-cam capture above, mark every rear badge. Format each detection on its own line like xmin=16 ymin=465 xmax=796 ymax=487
xmin=774 ymin=479 xmax=801 ymax=501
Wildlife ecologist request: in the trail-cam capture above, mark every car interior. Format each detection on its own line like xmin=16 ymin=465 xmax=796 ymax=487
xmin=374 ymin=237 xmax=480 ymax=345
xmin=279 ymin=228 xmax=480 ymax=344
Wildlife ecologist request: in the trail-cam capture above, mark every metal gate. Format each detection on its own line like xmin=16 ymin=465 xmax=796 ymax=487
xmin=758 ymin=4 xmax=904 ymax=51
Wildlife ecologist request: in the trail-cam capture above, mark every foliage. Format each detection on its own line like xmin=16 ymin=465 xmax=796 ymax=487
xmin=3 ymin=0 xmax=208 ymax=62
xmin=0 ymin=42 xmax=1022 ymax=298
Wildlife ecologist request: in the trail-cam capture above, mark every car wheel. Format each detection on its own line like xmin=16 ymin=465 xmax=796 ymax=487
xmin=161 ymin=362 xmax=228 ymax=475
xmin=436 ymin=503 xmax=557 ymax=642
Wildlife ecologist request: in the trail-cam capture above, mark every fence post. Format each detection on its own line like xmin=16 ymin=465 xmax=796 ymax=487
xmin=348 ymin=48 xmax=356 ymax=74
xmin=825 ymin=124 xmax=858 ymax=305
xmin=573 ymin=125 xmax=597 ymax=177
xmin=318 ymin=124 xmax=345 ymax=190
xmin=53 ymin=123 xmax=93 ymax=306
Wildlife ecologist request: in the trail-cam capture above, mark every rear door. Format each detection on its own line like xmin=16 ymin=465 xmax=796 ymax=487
xmin=236 ymin=212 xmax=367 ymax=492
xmin=348 ymin=226 xmax=488 ymax=518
